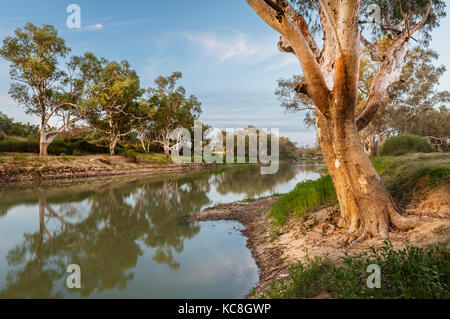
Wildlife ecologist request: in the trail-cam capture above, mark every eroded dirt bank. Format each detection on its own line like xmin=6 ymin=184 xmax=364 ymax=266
xmin=0 ymin=155 xmax=227 ymax=183
xmin=186 ymin=196 xmax=450 ymax=297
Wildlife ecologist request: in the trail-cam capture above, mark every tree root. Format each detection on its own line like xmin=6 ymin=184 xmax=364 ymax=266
xmin=388 ymin=210 xmax=419 ymax=231
xmin=338 ymin=228 xmax=367 ymax=246
xmin=338 ymin=212 xmax=419 ymax=247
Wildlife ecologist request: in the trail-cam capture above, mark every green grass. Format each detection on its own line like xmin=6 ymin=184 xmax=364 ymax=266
xmin=255 ymin=240 xmax=450 ymax=299
xmin=269 ymin=175 xmax=338 ymax=225
xmin=270 ymin=154 xmax=449 ymax=225
xmin=379 ymin=134 xmax=434 ymax=157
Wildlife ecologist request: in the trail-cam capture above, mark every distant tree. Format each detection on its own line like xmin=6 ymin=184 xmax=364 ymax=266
xmin=0 ymin=111 xmax=39 ymax=137
xmin=133 ymin=100 xmax=155 ymax=153
xmin=148 ymin=72 xmax=202 ymax=159
xmin=297 ymin=144 xmax=322 ymax=159
xmin=0 ymin=23 xmax=86 ymax=155
xmin=360 ymin=46 xmax=450 ymax=155
xmin=397 ymin=106 xmax=450 ymax=152
xmin=279 ymin=137 xmax=298 ymax=161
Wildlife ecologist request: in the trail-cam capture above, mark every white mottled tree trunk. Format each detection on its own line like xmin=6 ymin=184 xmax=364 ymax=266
xmin=39 ymin=125 xmax=57 ymax=156
xmin=245 ymin=0 xmax=431 ymax=240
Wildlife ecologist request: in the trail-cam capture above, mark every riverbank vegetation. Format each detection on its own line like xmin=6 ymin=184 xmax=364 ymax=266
xmin=378 ymin=134 xmax=435 ymax=157
xmin=269 ymin=153 xmax=450 ymax=226
xmin=256 ymin=240 xmax=449 ymax=299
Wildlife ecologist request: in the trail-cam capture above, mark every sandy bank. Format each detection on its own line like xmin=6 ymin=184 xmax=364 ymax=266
xmin=187 ymin=196 xmax=450 ymax=297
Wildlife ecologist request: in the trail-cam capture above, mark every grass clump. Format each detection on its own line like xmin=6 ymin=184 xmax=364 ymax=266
xmin=121 ymin=149 xmax=138 ymax=163
xmin=379 ymin=134 xmax=434 ymax=156
xmin=259 ymin=240 xmax=450 ymax=299
xmin=269 ymin=175 xmax=337 ymax=225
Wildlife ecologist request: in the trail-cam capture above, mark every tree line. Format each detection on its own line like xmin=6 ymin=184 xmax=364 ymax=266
xmin=0 ymin=23 xmax=301 ymax=161
xmin=0 ymin=23 xmax=202 ymax=156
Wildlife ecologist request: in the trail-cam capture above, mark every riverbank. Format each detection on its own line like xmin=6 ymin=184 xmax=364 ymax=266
xmin=188 ymin=196 xmax=450 ymax=298
xmin=0 ymin=153 xmax=234 ymax=182
xmin=187 ymin=153 xmax=450 ymax=298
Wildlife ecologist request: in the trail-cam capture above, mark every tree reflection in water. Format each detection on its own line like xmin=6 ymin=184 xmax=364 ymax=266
xmin=0 ymin=165 xmax=319 ymax=298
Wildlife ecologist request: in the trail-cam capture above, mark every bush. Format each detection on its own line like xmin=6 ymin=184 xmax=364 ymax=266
xmin=258 ymin=240 xmax=450 ymax=299
xmin=121 ymin=149 xmax=138 ymax=163
xmin=270 ymin=175 xmax=338 ymax=225
xmin=72 ymin=149 xmax=83 ymax=156
xmin=0 ymin=137 xmax=39 ymax=153
xmin=48 ymin=138 xmax=109 ymax=155
xmin=379 ymin=134 xmax=434 ymax=156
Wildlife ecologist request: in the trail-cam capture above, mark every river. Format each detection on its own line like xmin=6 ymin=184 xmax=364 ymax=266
xmin=0 ymin=164 xmax=322 ymax=298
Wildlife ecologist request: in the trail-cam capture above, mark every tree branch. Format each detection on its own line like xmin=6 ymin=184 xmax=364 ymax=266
xmin=356 ymin=0 xmax=434 ymax=131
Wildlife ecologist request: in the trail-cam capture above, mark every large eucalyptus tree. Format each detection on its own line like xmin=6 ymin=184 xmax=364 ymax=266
xmin=0 ymin=23 xmax=88 ymax=156
xmin=245 ymin=0 xmax=446 ymax=242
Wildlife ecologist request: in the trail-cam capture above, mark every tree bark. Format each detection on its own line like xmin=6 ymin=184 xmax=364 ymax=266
xmin=363 ymin=134 xmax=377 ymax=156
xmin=164 ymin=145 xmax=170 ymax=160
xmin=110 ymin=136 xmax=119 ymax=156
xmin=39 ymin=126 xmax=54 ymax=156
xmin=139 ymin=135 xmax=148 ymax=153
xmin=317 ymin=109 xmax=416 ymax=242
xmin=244 ymin=0 xmax=424 ymax=242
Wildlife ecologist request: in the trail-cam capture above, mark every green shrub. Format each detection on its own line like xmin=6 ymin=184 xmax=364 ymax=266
xmin=121 ymin=149 xmax=138 ymax=163
xmin=48 ymin=138 xmax=109 ymax=155
xmin=72 ymin=149 xmax=83 ymax=156
xmin=379 ymin=134 xmax=434 ymax=156
xmin=270 ymin=175 xmax=338 ymax=225
xmin=116 ymin=142 xmax=140 ymax=154
xmin=259 ymin=240 xmax=450 ymax=299
xmin=0 ymin=138 xmax=39 ymax=153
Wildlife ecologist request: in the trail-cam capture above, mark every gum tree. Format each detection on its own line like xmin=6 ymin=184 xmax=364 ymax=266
xmin=0 ymin=23 xmax=87 ymax=156
xmin=148 ymin=72 xmax=202 ymax=159
xmin=84 ymin=58 xmax=144 ymax=156
xmin=245 ymin=0 xmax=445 ymax=242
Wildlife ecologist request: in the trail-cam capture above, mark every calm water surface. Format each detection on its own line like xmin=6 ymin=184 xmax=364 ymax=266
xmin=0 ymin=164 xmax=322 ymax=298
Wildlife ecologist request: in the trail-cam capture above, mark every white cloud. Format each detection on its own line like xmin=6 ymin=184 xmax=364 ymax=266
xmin=64 ymin=24 xmax=103 ymax=34
xmin=184 ymin=28 xmax=278 ymax=66
xmin=83 ymin=24 xmax=103 ymax=31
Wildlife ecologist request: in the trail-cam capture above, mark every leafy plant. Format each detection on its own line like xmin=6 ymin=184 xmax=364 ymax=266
xmin=259 ymin=241 xmax=450 ymax=299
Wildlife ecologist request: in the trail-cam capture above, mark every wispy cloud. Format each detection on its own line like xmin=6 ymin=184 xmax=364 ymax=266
xmin=84 ymin=24 xmax=103 ymax=31
xmin=66 ymin=18 xmax=150 ymax=33
xmin=264 ymin=55 xmax=299 ymax=72
xmin=65 ymin=23 xmax=103 ymax=33
xmin=183 ymin=28 xmax=278 ymax=66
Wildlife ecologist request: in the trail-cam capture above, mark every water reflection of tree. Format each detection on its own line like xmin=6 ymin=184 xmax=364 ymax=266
xmin=0 ymin=176 xmax=210 ymax=298
xmin=0 ymin=165 xmax=317 ymax=298
xmin=214 ymin=165 xmax=300 ymax=198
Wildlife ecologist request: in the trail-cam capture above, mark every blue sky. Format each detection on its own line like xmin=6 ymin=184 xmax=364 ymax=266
xmin=0 ymin=0 xmax=449 ymax=146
